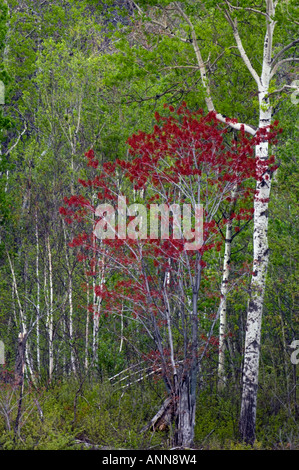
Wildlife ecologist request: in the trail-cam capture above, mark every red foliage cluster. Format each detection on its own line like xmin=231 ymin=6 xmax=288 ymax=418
xmin=59 ymin=104 xmax=280 ymax=369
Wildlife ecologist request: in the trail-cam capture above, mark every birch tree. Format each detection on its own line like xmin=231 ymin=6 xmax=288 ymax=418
xmin=35 ymin=211 xmax=41 ymax=373
xmin=45 ymin=235 xmax=54 ymax=383
xmin=217 ymin=185 xmax=237 ymax=388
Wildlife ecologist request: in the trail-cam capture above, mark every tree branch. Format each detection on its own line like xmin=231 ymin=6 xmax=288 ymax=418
xmin=208 ymin=46 xmax=239 ymax=72
xmin=173 ymin=2 xmax=257 ymax=134
xmin=173 ymin=2 xmax=216 ymax=112
xmin=266 ymin=83 xmax=299 ymax=98
xmin=271 ymin=39 xmax=299 ymax=65
xmin=130 ymin=1 xmax=257 ymax=135
xmin=4 ymin=123 xmax=27 ymax=156
xmin=220 ymin=2 xmax=261 ymax=87
xmin=222 ymin=0 xmax=269 ymax=18
xmin=270 ymin=57 xmax=299 ymax=79
xmin=133 ymin=1 xmax=189 ymax=44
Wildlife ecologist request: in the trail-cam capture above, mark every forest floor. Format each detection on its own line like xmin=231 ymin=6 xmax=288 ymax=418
xmin=0 ymin=377 xmax=298 ymax=451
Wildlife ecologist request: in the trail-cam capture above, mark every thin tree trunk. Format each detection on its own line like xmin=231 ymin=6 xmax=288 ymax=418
xmin=119 ymin=302 xmax=124 ymax=353
xmin=63 ymin=222 xmax=76 ymax=375
xmin=85 ymin=269 xmax=90 ymax=371
xmin=92 ymin=286 xmax=100 ymax=363
xmin=68 ymin=273 xmax=76 ymax=375
xmin=174 ymin=289 xmax=199 ymax=448
xmin=14 ymin=332 xmax=27 ymax=438
xmin=218 ymin=212 xmax=233 ymax=389
xmin=239 ymin=117 xmax=272 ymax=444
xmin=7 ymin=250 xmax=35 ymax=384
xmin=35 ymin=212 xmax=41 ymax=373
xmin=92 ymin=253 xmax=105 ymax=364
xmin=46 ymin=235 xmax=54 ymax=383
xmin=62 ymin=301 xmax=67 ymax=376
xmin=218 ymin=187 xmax=237 ymax=389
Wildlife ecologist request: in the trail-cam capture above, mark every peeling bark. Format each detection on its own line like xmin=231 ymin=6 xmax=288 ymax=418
xmin=240 ymin=1 xmax=275 ymax=443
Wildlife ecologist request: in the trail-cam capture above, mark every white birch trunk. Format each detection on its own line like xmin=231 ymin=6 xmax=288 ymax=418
xmin=68 ymin=274 xmax=76 ymax=375
xmin=240 ymin=114 xmax=272 ymax=443
xmin=92 ymin=264 xmax=98 ymax=362
xmin=91 ymin=219 xmax=106 ymax=364
xmin=62 ymin=301 xmax=67 ymax=376
xmin=7 ymin=251 xmax=35 ymax=384
xmin=119 ymin=302 xmax=124 ymax=353
xmin=85 ymin=270 xmax=90 ymax=370
xmin=240 ymin=2 xmax=275 ymax=443
xmin=218 ymin=216 xmax=233 ymax=388
xmin=218 ymin=185 xmax=238 ymax=388
xmin=35 ymin=213 xmax=40 ymax=373
xmin=92 ymin=258 xmax=105 ymax=363
xmin=46 ymin=236 xmax=54 ymax=383
xmin=63 ymin=222 xmax=76 ymax=375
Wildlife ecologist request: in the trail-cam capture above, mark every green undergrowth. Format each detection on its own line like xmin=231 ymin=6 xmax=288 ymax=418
xmin=0 ymin=376 xmax=297 ymax=450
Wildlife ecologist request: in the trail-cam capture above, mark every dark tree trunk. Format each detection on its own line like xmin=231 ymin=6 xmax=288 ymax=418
xmin=14 ymin=332 xmax=27 ymax=386
xmin=239 ymin=378 xmax=258 ymax=445
xmin=174 ymin=287 xmax=198 ymax=448
xmin=14 ymin=332 xmax=27 ymax=438
xmin=174 ymin=376 xmax=196 ymax=448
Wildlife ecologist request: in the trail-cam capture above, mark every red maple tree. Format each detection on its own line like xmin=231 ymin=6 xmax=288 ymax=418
xmin=60 ymin=103 xmax=278 ymax=447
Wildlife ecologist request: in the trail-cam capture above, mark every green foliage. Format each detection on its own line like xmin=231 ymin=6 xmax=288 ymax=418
xmin=0 ymin=378 xmax=166 ymax=450
xmin=0 ymin=375 xmax=297 ymax=450
xmin=194 ymin=390 xmax=237 ymax=448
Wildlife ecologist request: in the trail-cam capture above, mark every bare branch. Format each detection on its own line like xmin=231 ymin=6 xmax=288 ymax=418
xmin=130 ymin=1 xmax=257 ymax=135
xmin=208 ymin=46 xmax=239 ymax=72
xmin=222 ymin=0 xmax=269 ymax=18
xmin=132 ymin=1 xmax=189 ymax=43
xmin=270 ymin=57 xmax=299 ymax=79
xmin=220 ymin=2 xmax=261 ymax=87
xmin=173 ymin=1 xmax=216 ymax=112
xmin=160 ymin=65 xmax=200 ymax=70
xmin=271 ymin=39 xmax=299 ymax=64
xmin=4 ymin=123 xmax=27 ymax=156
xmin=266 ymin=83 xmax=299 ymax=98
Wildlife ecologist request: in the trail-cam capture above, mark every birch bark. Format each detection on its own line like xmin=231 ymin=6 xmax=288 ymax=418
xmin=217 ymin=201 xmax=234 ymax=389
xmin=6 ymin=250 xmax=35 ymax=384
xmin=84 ymin=268 xmax=90 ymax=370
xmin=239 ymin=0 xmax=275 ymax=444
xmin=35 ymin=212 xmax=40 ymax=373
xmin=63 ymin=221 xmax=76 ymax=375
xmin=92 ymin=255 xmax=105 ymax=363
xmin=46 ymin=235 xmax=54 ymax=383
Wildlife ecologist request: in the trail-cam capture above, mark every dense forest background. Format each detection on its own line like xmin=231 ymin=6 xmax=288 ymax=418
xmin=0 ymin=0 xmax=298 ymax=450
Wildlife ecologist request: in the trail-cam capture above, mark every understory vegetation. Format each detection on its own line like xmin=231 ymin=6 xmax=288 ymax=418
xmin=0 ymin=367 xmax=297 ymax=450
